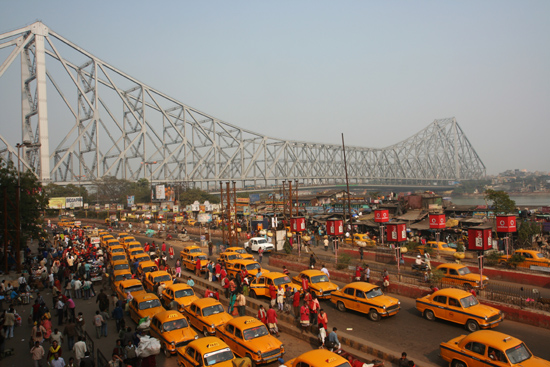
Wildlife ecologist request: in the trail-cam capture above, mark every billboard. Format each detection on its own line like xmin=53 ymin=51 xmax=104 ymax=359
xmin=48 ymin=197 xmax=66 ymax=209
xmin=127 ymin=195 xmax=135 ymax=206
xmin=65 ymin=197 xmax=83 ymax=208
xmin=154 ymin=185 xmax=165 ymax=200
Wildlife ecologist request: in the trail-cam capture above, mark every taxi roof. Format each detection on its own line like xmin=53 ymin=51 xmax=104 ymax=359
xmin=120 ymin=279 xmax=143 ymax=287
xmin=138 ymin=261 xmax=157 ymax=268
xmin=299 ymin=269 xmax=325 ymax=277
xmin=232 ymin=259 xmax=259 ymax=266
xmin=183 ymin=245 xmax=201 ymax=251
xmin=225 ymin=247 xmax=247 ymax=252
xmin=148 ymin=270 xmax=171 ymax=277
xmin=166 ymin=283 xmax=193 ymax=291
xmin=291 ymin=350 xmax=348 ymax=367
xmin=112 ymin=259 xmax=129 ymax=265
xmin=133 ymin=292 xmax=161 ymax=302
xmin=436 ymin=263 xmax=470 ymax=270
xmin=262 ymin=272 xmax=290 ymax=279
xmin=122 ymin=236 xmax=136 ymax=241
xmin=134 ymin=253 xmax=150 ymax=259
xmin=107 ymin=239 xmax=121 ymax=245
xmin=461 ymin=330 xmax=523 ymax=349
xmin=188 ymin=252 xmax=208 ymax=258
xmin=342 ymin=281 xmax=378 ymax=292
xmin=129 ymin=248 xmax=145 ymax=253
xmin=127 ymin=241 xmax=142 ymax=246
xmin=431 ymin=288 xmax=473 ymax=298
xmin=220 ymin=251 xmax=240 ymax=256
xmin=118 ymin=233 xmax=129 ymax=236
xmin=113 ymin=269 xmax=132 ymax=276
xmin=153 ymin=310 xmax=185 ymax=321
xmin=191 ymin=297 xmax=222 ymax=308
xmin=185 ymin=336 xmax=230 ymax=353
xmin=226 ymin=316 xmax=264 ymax=329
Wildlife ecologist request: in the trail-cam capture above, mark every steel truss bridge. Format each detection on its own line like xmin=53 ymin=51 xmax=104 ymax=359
xmin=0 ymin=22 xmax=485 ymax=189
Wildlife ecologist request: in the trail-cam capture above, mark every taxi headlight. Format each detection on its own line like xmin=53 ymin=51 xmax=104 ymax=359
xmin=211 ymin=323 xmax=215 ymax=329
xmin=383 ymin=305 xmax=386 ymax=310
xmin=171 ymin=341 xmax=176 ymax=346
xmin=398 ymin=301 xmax=401 ymax=305
xmin=336 ymin=286 xmax=339 ymax=291
xmin=484 ymin=316 xmax=488 ymax=321
xmin=257 ymin=350 xmax=262 ymax=357
xmin=475 ymin=280 xmax=479 ymax=283
xmin=280 ymin=345 xmax=284 ymax=350
xmin=194 ymin=335 xmax=199 ymax=339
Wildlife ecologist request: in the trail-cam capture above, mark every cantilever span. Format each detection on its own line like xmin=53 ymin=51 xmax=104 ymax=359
xmin=0 ymin=22 xmax=485 ymax=188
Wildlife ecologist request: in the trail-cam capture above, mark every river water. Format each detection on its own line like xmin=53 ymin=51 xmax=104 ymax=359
xmin=450 ymin=195 xmax=550 ymax=207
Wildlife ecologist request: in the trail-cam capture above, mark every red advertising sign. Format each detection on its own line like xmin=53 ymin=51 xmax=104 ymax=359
xmin=291 ymin=217 xmax=306 ymax=232
xmin=374 ymin=209 xmax=389 ymax=223
xmin=467 ymin=227 xmax=493 ymax=251
xmin=496 ymin=215 xmax=516 ymax=233
xmin=326 ymin=219 xmax=344 ymax=236
xmin=429 ymin=213 xmax=446 ymax=229
xmin=386 ymin=222 xmax=407 ymax=242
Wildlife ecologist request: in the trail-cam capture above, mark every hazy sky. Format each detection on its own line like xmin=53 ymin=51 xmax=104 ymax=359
xmin=1 ymin=0 xmax=549 ymax=175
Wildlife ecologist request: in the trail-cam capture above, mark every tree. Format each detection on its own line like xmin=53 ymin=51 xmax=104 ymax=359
xmin=0 ymin=157 xmax=48 ymax=269
xmin=517 ymin=220 xmax=541 ymax=248
xmin=178 ymin=188 xmax=220 ymax=206
xmin=484 ymin=189 xmax=516 ymax=214
xmin=44 ymin=183 xmax=89 ymax=203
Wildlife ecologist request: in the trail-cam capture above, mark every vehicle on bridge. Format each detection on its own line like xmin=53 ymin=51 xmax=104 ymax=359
xmin=330 ymin=282 xmax=400 ymax=321
xmin=244 ymin=237 xmax=274 ymax=253
xmin=216 ymin=316 xmax=284 ymax=365
xmin=416 ymin=288 xmax=503 ymax=332
xmin=436 ymin=263 xmax=489 ymax=290
xmin=440 ymin=330 xmax=550 ymax=367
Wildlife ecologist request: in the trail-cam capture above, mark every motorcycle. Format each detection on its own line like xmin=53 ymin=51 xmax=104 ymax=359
xmin=412 ymin=262 xmax=429 ymax=272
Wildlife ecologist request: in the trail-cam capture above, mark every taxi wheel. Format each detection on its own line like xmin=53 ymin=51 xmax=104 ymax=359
xmin=246 ymin=354 xmax=256 ymax=367
xmin=424 ymin=309 xmax=435 ymax=321
xmin=249 ymin=291 xmax=257 ymax=299
xmin=164 ymin=346 xmax=171 ymax=358
xmin=466 ymin=320 xmax=479 ymax=332
xmin=337 ymin=301 xmax=346 ymax=312
xmin=368 ymin=309 xmax=380 ymax=322
xmin=452 ymin=360 xmax=467 ymax=367
xmin=203 ymin=328 xmax=209 ymax=337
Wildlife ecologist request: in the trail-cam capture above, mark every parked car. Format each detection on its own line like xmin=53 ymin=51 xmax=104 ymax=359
xmin=244 ymin=237 xmax=274 ymax=253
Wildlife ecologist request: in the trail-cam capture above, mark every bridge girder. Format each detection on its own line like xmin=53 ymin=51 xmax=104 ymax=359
xmin=0 ymin=22 xmax=486 ymax=188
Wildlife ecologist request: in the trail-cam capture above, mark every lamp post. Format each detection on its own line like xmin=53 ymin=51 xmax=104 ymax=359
xmin=141 ymin=161 xmax=158 ymax=204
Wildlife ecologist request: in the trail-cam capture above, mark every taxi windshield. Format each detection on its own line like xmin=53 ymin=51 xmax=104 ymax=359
xmin=175 ymin=289 xmax=195 ymax=298
xmin=535 ymin=253 xmax=545 ymax=259
xmin=115 ymin=274 xmax=132 ymax=282
xmin=335 ymin=362 xmax=352 ymax=367
xmin=162 ymin=318 xmax=188 ymax=331
xmin=233 ymin=249 xmax=246 ymax=254
xmin=457 ymin=267 xmax=472 ymax=276
xmin=143 ymin=266 xmax=158 ymax=273
xmin=197 ymin=255 xmax=208 ymax=261
xmin=204 ymin=347 xmax=234 ymax=366
xmin=459 ymin=295 xmax=479 ymax=308
xmin=154 ymin=275 xmax=172 ymax=282
xmin=246 ymin=263 xmax=261 ymax=271
xmin=441 ymin=244 xmax=450 ymax=248
xmin=125 ymin=284 xmax=144 ymax=293
xmin=112 ymin=255 xmax=126 ymax=261
xmin=202 ymin=304 xmax=224 ymax=316
xmin=226 ymin=254 xmax=241 ymax=260
xmin=189 ymin=248 xmax=202 ymax=253
xmin=136 ymin=256 xmax=149 ymax=262
xmin=366 ymin=288 xmax=383 ymax=299
xmin=114 ymin=264 xmax=129 ymax=270
xmin=138 ymin=299 xmax=162 ymax=310
xmin=311 ymin=275 xmax=329 ymax=283
xmin=506 ymin=343 xmax=532 ymax=364
xmin=131 ymin=250 xmax=145 ymax=255
xmin=243 ymin=325 xmax=269 ymax=340
xmin=273 ymin=276 xmax=291 ymax=286
xmin=112 ymin=248 xmax=124 ymax=253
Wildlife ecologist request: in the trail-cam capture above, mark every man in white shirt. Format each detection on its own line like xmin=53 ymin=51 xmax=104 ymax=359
xmin=320 ymin=265 xmax=330 ymax=278
xmin=73 ymin=279 xmax=82 ymax=299
xmin=73 ymin=336 xmax=87 ymax=366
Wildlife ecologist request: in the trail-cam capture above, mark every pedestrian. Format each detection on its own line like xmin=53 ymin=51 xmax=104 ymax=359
xmin=292 ymin=288 xmax=301 ymax=320
xmin=258 ymin=247 xmax=264 ymax=264
xmin=228 ymin=292 xmax=237 ymax=315
xmin=236 ymin=291 xmax=246 ymax=316
xmin=30 ymin=340 xmax=46 ymax=367
xmin=112 ymin=303 xmax=124 ymax=332
xmin=80 ymin=352 xmax=94 ymax=367
xmin=96 ymin=289 xmax=110 ymax=313
xmin=76 ymin=312 xmax=86 ymax=337
xmin=326 ymin=327 xmax=342 ymax=353
xmin=124 ymin=339 xmax=138 ymax=366
xmin=324 ymin=237 xmax=329 ymax=251
xmin=63 ymin=319 xmax=77 ymax=351
xmin=93 ymin=311 xmax=105 ymax=339
xmin=56 ymin=297 xmax=65 ymax=326
xmin=73 ymin=336 xmax=87 ymax=366
xmin=31 ymin=320 xmax=47 ymax=345
xmin=309 ymin=294 xmax=320 ymax=330
xmin=408 ymin=361 xmax=416 ymax=367
xmin=364 ymin=265 xmax=370 ymax=283
xmin=359 ymin=246 xmax=364 ymax=260
xmin=269 ymin=283 xmax=277 ymax=308
xmin=3 ymin=306 xmax=16 ymax=338
xmin=67 ymin=357 xmax=76 ymax=367
xmin=277 ymin=285 xmax=285 ymax=311
xmin=258 ymin=305 xmax=267 ymax=325
xmin=195 ymin=257 xmax=202 ymax=277
xmin=50 ymin=327 xmax=64 ymax=346
xmin=300 ymin=301 xmax=310 ymax=333
xmin=266 ymin=305 xmax=279 ymax=337
xmin=309 ymin=254 xmax=316 ymax=269
xmin=108 ymin=353 xmax=124 ymax=367
xmin=47 ymin=340 xmax=63 ymax=363
xmin=318 ymin=309 xmax=328 ymax=330
xmin=320 ymin=265 xmax=330 ymax=278
xmin=301 ymin=274 xmax=309 ymax=292
xmin=355 ymin=265 xmax=363 ymax=281
xmin=399 ymin=352 xmax=409 ymax=367
xmin=50 ymin=352 xmax=66 ymax=367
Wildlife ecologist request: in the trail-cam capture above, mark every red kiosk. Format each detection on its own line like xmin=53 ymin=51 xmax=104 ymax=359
xmin=374 ymin=209 xmax=389 ymax=245
xmin=467 ymin=226 xmax=493 ymax=288
xmin=326 ymin=218 xmax=344 ymax=261
xmin=496 ymin=215 xmax=516 ymax=256
xmin=386 ymin=221 xmax=407 ymax=272
xmin=291 ymin=217 xmax=306 ymax=256
xmin=429 ymin=213 xmax=446 ymax=254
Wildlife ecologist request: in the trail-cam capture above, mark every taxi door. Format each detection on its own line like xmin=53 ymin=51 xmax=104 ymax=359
xmin=186 ymin=255 xmax=195 ymax=271
xmin=250 ymin=277 xmax=267 ymax=297
xmin=232 ymin=327 xmax=246 ymax=358
xmin=446 ymin=297 xmax=465 ymax=324
xmin=181 ymin=346 xmax=199 ymax=367
xmin=162 ymin=288 xmax=173 ymax=307
xmin=145 ymin=274 xmax=154 ymax=292
xmin=463 ymin=341 xmax=487 ymax=367
xmin=220 ymin=324 xmax=238 ymax=355
xmin=129 ymin=299 xmax=140 ymax=323
xmin=354 ymin=289 xmax=368 ymax=313
xmin=431 ymin=295 xmax=448 ymax=319
xmin=186 ymin=304 xmax=200 ymax=330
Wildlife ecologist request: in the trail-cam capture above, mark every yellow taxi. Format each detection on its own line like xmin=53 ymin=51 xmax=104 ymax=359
xmin=119 ymin=236 xmax=136 ymax=246
xmin=108 ymin=244 xmax=126 ymax=259
xmin=144 ymin=271 xmax=173 ymax=292
xmin=417 ymin=241 xmax=456 ymax=255
xmin=217 ymin=252 xmax=243 ymax=264
xmin=249 ymin=272 xmax=302 ymax=299
xmin=181 ymin=252 xmax=209 ymax=272
xmin=499 ymin=249 xmax=550 ymax=269
xmin=111 ymin=269 xmax=133 ymax=291
xmin=117 ymin=232 xmax=131 ymax=244
xmin=225 ymin=259 xmax=270 ymax=280
xmin=176 ymin=337 xmax=235 ymax=367
xmin=161 ymin=283 xmax=199 ymax=311
xmin=104 ymin=238 xmax=120 ymax=251
xmin=225 ymin=247 xmax=254 ymax=260
xmin=436 ymin=263 xmax=489 ymax=290
xmin=110 ymin=252 xmax=128 ymax=264
xmin=330 ymin=282 xmax=400 ymax=321
xmin=180 ymin=245 xmax=204 ymax=258
xmin=416 ymin=288 xmax=503 ymax=332
xmin=292 ymin=270 xmax=339 ymax=299
xmin=111 ymin=259 xmax=130 ymax=273
xmin=137 ymin=261 xmax=159 ymax=279
xmin=216 ymin=317 xmax=284 ymax=365
xmin=129 ymin=293 xmax=166 ymax=324
xmin=345 ymin=233 xmax=376 ymax=247
xmin=150 ymin=310 xmax=199 ymax=357
xmin=132 ymin=253 xmax=151 ymax=265
xmin=440 ymin=330 xmax=550 ymax=367
xmin=100 ymin=235 xmax=116 ymax=247
xmin=186 ymin=219 xmax=198 ymax=227
xmin=128 ymin=248 xmax=148 ymax=262
xmin=125 ymin=241 xmax=142 ymax=253
xmin=115 ymin=279 xmax=147 ymax=301
xmin=183 ymin=298 xmax=233 ymax=336
xmin=287 ymin=350 xmax=351 ymax=367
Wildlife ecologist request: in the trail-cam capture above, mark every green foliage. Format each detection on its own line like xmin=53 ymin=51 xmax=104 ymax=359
xmin=484 ymin=189 xmax=516 ymax=214
xmin=485 ymin=251 xmax=502 ymax=266
xmin=456 ymin=242 xmax=465 ymax=253
xmin=507 ymin=254 xmax=525 ymax=268
xmin=336 ymin=253 xmax=352 ymax=270
xmin=517 ymin=220 xmax=541 ymax=248
xmin=0 ymin=157 xmax=48 ymax=246
xmin=178 ymin=188 xmax=220 ymax=206
xmin=404 ymin=241 xmax=419 ymax=252
xmin=283 ymin=240 xmax=292 ymax=254
xmin=44 ymin=183 xmax=89 ymax=202
xmin=429 ymin=268 xmax=445 ymax=285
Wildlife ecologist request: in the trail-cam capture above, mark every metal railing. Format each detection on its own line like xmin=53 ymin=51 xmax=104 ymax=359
xmin=97 ymin=348 xmax=109 ymax=367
